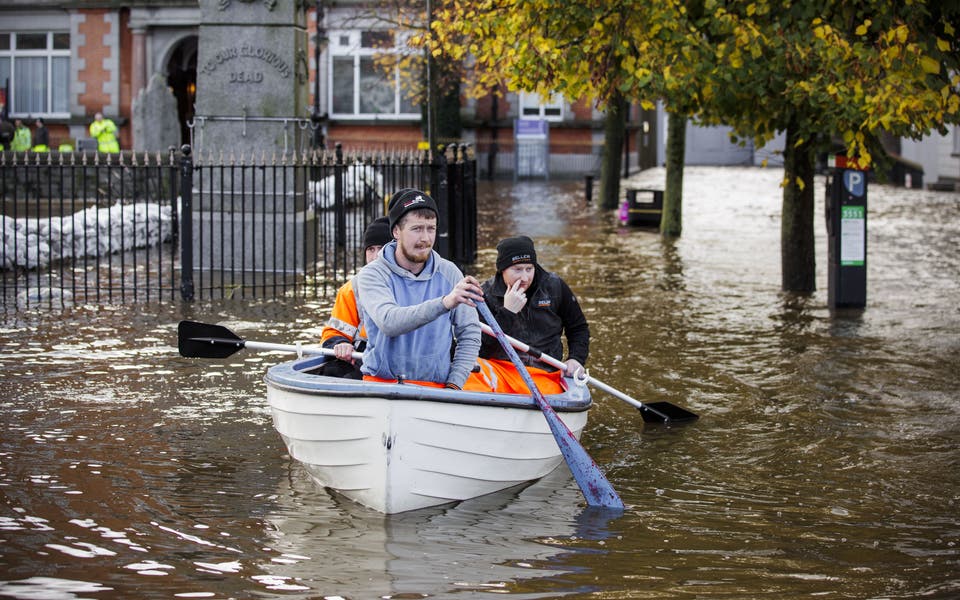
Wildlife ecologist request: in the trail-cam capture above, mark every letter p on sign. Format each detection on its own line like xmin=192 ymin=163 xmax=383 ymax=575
xmin=844 ymin=170 xmax=865 ymax=198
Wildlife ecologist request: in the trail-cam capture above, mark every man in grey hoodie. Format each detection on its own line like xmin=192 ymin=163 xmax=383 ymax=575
xmin=354 ymin=188 xmax=484 ymax=389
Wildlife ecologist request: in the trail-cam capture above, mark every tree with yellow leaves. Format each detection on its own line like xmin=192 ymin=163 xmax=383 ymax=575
xmin=696 ymin=2 xmax=960 ymax=291
xmin=427 ymin=1 xmax=692 ymax=213
xmin=428 ymin=0 xmax=960 ymax=292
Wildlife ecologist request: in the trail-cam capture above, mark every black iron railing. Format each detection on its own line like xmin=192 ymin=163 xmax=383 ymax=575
xmin=0 ymin=150 xmax=180 ymax=308
xmin=0 ymin=144 xmax=477 ymax=309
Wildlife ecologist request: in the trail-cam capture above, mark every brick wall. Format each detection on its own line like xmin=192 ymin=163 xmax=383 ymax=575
xmin=77 ymin=10 xmax=113 ymax=116
xmin=328 ymin=123 xmax=423 ymax=152
xmin=76 ymin=9 xmax=130 ymax=149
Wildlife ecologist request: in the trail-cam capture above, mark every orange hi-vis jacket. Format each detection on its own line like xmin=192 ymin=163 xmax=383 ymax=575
xmin=469 ymin=358 xmax=565 ymax=395
xmin=364 ymin=359 xmax=565 ymax=395
xmin=321 ymin=279 xmax=366 ymax=349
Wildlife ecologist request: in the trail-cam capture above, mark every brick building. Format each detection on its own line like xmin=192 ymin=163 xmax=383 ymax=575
xmin=2 ymin=1 xmax=664 ymax=178
xmin=6 ymin=1 xmax=951 ymax=183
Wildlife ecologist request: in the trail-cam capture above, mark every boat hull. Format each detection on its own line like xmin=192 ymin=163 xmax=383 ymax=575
xmin=265 ymin=356 xmax=592 ymax=513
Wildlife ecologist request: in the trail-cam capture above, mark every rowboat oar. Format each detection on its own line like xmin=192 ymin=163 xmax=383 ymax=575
xmin=476 ymin=301 xmax=624 ymax=510
xmin=479 ymin=323 xmax=698 ymax=424
xmin=177 ymin=320 xmax=363 ymax=361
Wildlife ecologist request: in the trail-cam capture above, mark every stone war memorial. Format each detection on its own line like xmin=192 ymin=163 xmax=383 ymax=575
xmin=191 ymin=0 xmax=314 ymax=276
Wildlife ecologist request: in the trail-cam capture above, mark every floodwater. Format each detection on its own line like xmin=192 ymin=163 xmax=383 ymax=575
xmin=0 ymin=166 xmax=958 ymax=599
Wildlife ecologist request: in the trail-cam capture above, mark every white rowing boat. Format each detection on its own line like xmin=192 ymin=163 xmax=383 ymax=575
xmin=264 ymin=355 xmax=592 ymax=514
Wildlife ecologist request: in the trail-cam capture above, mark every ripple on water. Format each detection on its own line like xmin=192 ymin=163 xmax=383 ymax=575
xmin=0 ymin=171 xmax=957 ymax=599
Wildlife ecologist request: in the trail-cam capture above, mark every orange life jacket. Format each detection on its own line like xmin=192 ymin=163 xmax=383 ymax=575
xmin=321 ymin=279 xmax=366 ymax=348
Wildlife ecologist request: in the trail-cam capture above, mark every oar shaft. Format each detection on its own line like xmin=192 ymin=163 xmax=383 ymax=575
xmin=179 ymin=321 xmax=366 ymax=362
xmin=478 ymin=322 xmax=669 ymax=419
xmin=242 ymin=340 xmax=363 ymax=361
xmin=580 ymin=374 xmax=645 ymax=411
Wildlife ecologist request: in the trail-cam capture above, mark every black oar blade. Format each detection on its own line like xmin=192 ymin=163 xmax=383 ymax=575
xmin=639 ymin=401 xmax=699 ymax=424
xmin=177 ymin=321 xmax=246 ymax=359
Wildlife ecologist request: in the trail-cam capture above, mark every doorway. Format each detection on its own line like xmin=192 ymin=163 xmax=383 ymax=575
xmin=165 ymin=35 xmax=197 ymax=147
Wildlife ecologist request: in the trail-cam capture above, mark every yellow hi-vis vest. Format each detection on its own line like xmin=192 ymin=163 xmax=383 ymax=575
xmin=11 ymin=126 xmax=31 ymax=152
xmin=89 ymin=118 xmax=120 ymax=153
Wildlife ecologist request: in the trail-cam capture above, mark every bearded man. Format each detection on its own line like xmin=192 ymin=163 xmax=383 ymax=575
xmin=354 ymin=188 xmax=484 ymax=389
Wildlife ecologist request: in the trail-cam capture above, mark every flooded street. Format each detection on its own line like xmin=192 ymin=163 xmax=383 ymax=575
xmin=1 ymin=166 xmax=958 ymax=599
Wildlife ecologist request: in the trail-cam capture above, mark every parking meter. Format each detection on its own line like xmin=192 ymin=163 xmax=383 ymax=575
xmin=825 ymin=156 xmax=867 ymax=310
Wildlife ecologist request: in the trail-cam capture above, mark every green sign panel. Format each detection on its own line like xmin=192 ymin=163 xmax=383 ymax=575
xmin=840 ymin=205 xmax=865 ymax=266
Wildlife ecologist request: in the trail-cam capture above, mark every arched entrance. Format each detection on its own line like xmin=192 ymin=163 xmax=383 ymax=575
xmin=165 ymin=35 xmax=197 ymax=146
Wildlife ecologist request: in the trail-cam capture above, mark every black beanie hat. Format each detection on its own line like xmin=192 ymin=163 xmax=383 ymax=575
xmin=362 ymin=216 xmax=391 ymax=250
xmin=496 ymin=236 xmax=537 ymax=272
xmin=388 ymin=188 xmax=438 ymax=230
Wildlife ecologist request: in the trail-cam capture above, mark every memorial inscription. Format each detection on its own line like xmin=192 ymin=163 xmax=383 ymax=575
xmin=199 ymin=44 xmax=293 ymax=78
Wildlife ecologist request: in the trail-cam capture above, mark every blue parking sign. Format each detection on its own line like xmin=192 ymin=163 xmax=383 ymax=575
xmin=843 ymin=170 xmax=865 ymax=197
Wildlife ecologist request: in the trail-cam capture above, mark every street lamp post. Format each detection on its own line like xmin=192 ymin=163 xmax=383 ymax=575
xmin=311 ymin=0 xmax=328 ymax=150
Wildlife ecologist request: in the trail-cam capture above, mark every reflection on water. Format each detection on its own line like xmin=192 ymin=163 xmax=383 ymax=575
xmin=0 ymin=167 xmax=958 ymax=598
xmin=259 ymin=465 xmax=621 ymax=598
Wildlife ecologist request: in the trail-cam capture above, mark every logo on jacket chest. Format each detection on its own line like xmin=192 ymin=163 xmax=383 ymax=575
xmin=535 ymin=298 xmax=552 ymax=308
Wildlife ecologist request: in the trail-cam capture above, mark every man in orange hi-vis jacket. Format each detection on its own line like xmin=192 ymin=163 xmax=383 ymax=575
xmin=318 ymin=217 xmax=392 ymax=378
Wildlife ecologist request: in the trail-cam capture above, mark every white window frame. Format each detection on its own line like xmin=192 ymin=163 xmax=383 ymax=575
xmin=0 ymin=31 xmax=71 ymax=119
xmin=519 ymin=91 xmax=564 ymax=122
xmin=328 ymin=29 xmax=421 ymax=120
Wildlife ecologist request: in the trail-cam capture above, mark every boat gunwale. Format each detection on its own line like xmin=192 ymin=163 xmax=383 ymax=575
xmin=264 ymin=355 xmax=592 ymax=413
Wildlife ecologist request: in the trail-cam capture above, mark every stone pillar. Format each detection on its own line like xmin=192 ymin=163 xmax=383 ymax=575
xmin=192 ymin=0 xmax=313 ymax=275
xmin=131 ymin=27 xmax=147 ymax=101
xmin=194 ymin=0 xmax=309 ymax=161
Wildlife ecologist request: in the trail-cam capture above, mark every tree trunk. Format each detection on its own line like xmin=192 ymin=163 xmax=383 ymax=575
xmin=661 ymin=112 xmax=686 ymax=237
xmin=600 ymin=92 xmax=626 ymax=210
xmin=423 ymin=53 xmax=462 ymax=149
xmin=435 ymin=55 xmax=462 ymax=143
xmin=781 ymin=123 xmax=817 ymax=292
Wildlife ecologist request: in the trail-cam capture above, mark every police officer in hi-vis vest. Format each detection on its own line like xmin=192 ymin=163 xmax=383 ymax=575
xmin=88 ymin=112 xmax=120 ymax=153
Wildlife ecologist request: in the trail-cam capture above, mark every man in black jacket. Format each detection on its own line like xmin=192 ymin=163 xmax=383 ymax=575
xmin=479 ymin=235 xmax=589 ymax=393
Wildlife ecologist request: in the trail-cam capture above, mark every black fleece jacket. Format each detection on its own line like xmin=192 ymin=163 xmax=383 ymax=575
xmin=479 ymin=265 xmax=589 ymax=370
